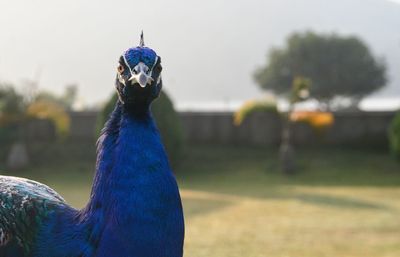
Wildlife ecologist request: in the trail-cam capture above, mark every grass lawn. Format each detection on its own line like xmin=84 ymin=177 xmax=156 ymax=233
xmin=2 ymin=144 xmax=400 ymax=257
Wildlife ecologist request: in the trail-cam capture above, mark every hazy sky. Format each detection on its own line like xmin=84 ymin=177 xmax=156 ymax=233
xmin=0 ymin=0 xmax=399 ymax=106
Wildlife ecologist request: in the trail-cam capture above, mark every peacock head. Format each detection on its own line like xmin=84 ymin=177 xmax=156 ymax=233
xmin=115 ymin=32 xmax=162 ymax=108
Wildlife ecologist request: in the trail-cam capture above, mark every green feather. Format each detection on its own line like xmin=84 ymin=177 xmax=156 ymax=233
xmin=0 ymin=175 xmax=66 ymax=255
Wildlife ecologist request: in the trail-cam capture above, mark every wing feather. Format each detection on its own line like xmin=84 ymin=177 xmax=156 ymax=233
xmin=0 ymin=175 xmax=66 ymax=255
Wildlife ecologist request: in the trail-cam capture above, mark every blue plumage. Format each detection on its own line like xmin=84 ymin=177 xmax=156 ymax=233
xmin=0 ymin=42 xmax=185 ymax=257
xmin=124 ymin=47 xmax=158 ymax=70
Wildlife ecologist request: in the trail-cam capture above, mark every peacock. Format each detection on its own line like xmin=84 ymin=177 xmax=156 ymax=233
xmin=0 ymin=34 xmax=185 ymax=257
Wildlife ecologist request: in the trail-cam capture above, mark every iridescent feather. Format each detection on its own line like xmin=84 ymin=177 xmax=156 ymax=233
xmin=0 ymin=176 xmax=66 ymax=255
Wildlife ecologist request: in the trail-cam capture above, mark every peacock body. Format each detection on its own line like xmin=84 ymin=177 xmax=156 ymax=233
xmin=0 ymin=37 xmax=185 ymax=257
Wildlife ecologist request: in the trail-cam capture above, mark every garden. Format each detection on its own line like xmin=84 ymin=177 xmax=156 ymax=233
xmin=1 ymin=143 xmax=399 ymax=257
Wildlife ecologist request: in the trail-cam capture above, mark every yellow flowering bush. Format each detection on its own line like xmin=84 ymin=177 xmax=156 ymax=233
xmin=290 ymin=111 xmax=334 ymax=131
xmin=27 ymin=100 xmax=70 ymax=138
xmin=234 ymin=99 xmax=278 ymax=126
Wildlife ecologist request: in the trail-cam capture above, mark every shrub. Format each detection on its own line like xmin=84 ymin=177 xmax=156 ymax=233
xmin=234 ymin=99 xmax=278 ymax=126
xmin=1 ymin=84 xmax=71 ymax=142
xmin=290 ymin=111 xmax=334 ymax=132
xmin=389 ymin=112 xmax=400 ymax=160
xmin=26 ymin=100 xmax=70 ymax=139
xmin=96 ymin=91 xmax=184 ymax=166
xmin=0 ymin=84 xmax=26 ymax=146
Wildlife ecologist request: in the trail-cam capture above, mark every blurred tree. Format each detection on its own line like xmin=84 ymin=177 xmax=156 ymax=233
xmin=0 ymin=83 xmax=27 ymax=123
xmin=254 ymin=31 xmax=387 ymax=109
xmin=27 ymin=100 xmax=70 ymax=138
xmin=35 ymin=84 xmax=78 ymax=110
xmin=234 ymin=78 xmax=314 ymax=175
xmin=0 ymin=84 xmax=27 ymax=144
xmin=62 ymin=84 xmax=78 ymax=110
xmin=388 ymin=112 xmax=400 ymax=161
xmin=0 ymin=83 xmax=29 ymax=168
xmin=0 ymin=82 xmax=73 ymax=168
xmin=1 ymin=82 xmax=72 ymax=144
xmin=279 ymin=77 xmax=311 ymax=175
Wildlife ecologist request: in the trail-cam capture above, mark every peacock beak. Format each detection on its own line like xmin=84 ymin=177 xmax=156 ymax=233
xmin=128 ymin=72 xmax=153 ymax=88
xmin=128 ymin=62 xmax=154 ymax=88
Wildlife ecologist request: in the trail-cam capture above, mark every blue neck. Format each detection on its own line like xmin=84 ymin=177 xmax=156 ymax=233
xmin=35 ymin=101 xmax=184 ymax=257
xmin=36 ymin=102 xmax=184 ymax=257
xmin=85 ymin=101 xmax=171 ymax=223
xmin=79 ymin=102 xmax=183 ymax=256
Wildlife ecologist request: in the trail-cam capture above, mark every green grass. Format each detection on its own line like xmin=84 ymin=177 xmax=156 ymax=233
xmin=2 ymin=144 xmax=400 ymax=257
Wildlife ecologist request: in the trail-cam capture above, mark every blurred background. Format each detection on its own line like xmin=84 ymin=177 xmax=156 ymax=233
xmin=1 ymin=0 xmax=400 ymax=256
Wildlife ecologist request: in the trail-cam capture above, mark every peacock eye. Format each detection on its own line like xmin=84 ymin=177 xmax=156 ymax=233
xmin=155 ymin=64 xmax=162 ymax=73
xmin=117 ymin=64 xmax=124 ymax=74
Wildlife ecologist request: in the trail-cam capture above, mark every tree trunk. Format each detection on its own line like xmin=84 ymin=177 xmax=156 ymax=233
xmin=280 ymin=108 xmax=296 ymax=175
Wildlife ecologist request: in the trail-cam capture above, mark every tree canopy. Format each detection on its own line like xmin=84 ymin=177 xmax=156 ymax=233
xmin=0 ymin=82 xmax=72 ymax=140
xmin=0 ymin=84 xmax=26 ymax=121
xmin=254 ymin=31 xmax=387 ymax=104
